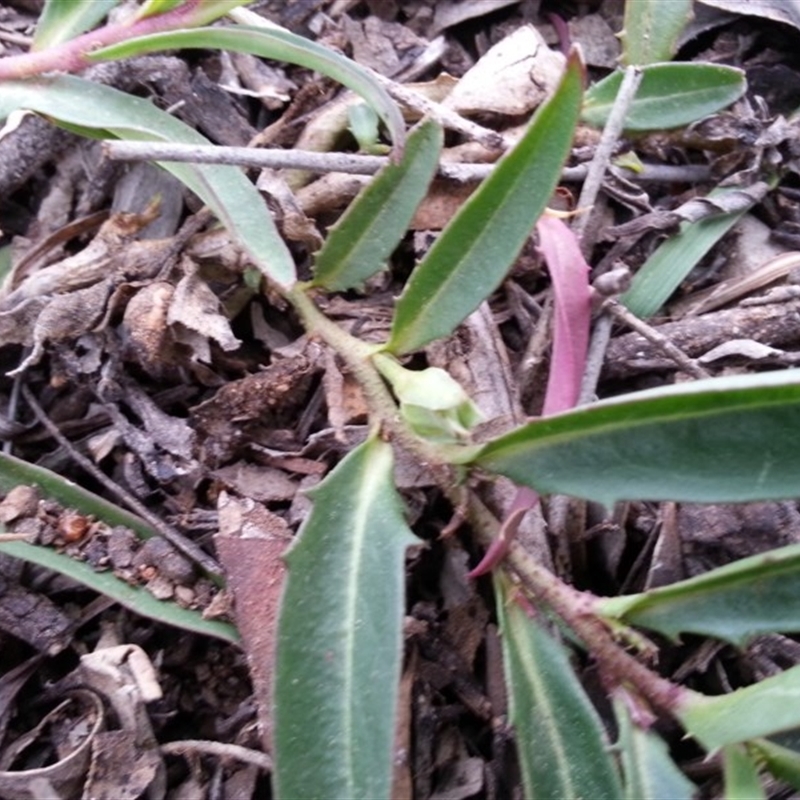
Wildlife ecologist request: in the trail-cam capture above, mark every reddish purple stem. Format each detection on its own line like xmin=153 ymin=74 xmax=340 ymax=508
xmin=0 ymin=1 xmax=206 ymax=80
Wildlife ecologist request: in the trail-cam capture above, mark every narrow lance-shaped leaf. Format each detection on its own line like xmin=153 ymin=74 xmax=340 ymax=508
xmin=0 ymin=76 xmax=296 ymax=287
xmin=620 ymin=0 xmax=693 ymax=66
xmin=273 ymin=436 xmax=419 ymax=800
xmin=91 ymin=23 xmax=406 ymax=154
xmin=313 ymin=120 xmax=442 ymax=291
xmin=678 ymin=666 xmax=800 ymax=749
xmin=385 ymin=48 xmax=584 ymax=355
xmin=0 ymin=541 xmax=239 ymax=644
xmin=472 ymin=369 xmax=800 ymax=507
xmin=596 ymin=541 xmax=800 ymax=646
xmin=613 ymin=695 xmax=696 ymax=800
xmin=621 ymin=187 xmax=752 ymax=318
xmin=33 ymin=0 xmax=121 ymax=50
xmin=536 ymin=215 xmax=591 ymax=415
xmin=495 ymin=575 xmax=623 ymax=799
xmin=582 ymin=63 xmax=746 ymax=131
xmin=0 ymin=451 xmax=157 ymax=541
xmin=469 ymin=217 xmax=592 ymax=576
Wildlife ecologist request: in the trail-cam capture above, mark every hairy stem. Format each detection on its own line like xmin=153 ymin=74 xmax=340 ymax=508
xmin=0 ymin=0 xmax=229 ymax=80
xmin=464 ymin=491 xmax=690 ymax=715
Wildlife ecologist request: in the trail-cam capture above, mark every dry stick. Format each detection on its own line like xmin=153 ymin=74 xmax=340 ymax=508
xmin=3 ymin=371 xmax=24 ymax=456
xmin=572 ymin=65 xmax=643 ymax=247
xmin=104 ymin=142 xmax=389 ymax=174
xmin=21 ymin=385 xmax=224 ymax=580
xmin=161 ymin=739 xmax=273 ymax=771
xmin=579 ymin=314 xmax=614 ymax=404
xmin=602 ymin=298 xmax=712 ymax=379
xmin=369 ymin=70 xmax=508 ymax=152
xmin=576 ymin=66 xmax=648 ymax=405
xmin=102 ymin=140 xmax=709 ymax=185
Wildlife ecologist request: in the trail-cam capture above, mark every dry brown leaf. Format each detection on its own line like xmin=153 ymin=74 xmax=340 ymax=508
xmin=167 ymin=260 xmax=241 ymax=357
xmin=215 ymin=493 xmax=292 ymax=752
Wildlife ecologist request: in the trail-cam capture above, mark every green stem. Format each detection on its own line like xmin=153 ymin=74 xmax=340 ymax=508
xmin=286 ymin=286 xmax=452 ymax=470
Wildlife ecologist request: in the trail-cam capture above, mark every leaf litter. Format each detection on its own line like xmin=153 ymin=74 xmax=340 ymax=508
xmin=2 ymin=1 xmax=800 ymax=797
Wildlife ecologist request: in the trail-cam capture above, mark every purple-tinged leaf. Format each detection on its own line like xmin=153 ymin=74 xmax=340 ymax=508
xmin=537 ymin=215 xmax=592 ymax=416
xmin=470 ymin=218 xmax=591 ymax=576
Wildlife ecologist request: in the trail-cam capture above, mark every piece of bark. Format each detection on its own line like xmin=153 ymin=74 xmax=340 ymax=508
xmin=603 ymin=298 xmax=800 ymax=378
xmin=0 ymin=575 xmax=73 ymax=654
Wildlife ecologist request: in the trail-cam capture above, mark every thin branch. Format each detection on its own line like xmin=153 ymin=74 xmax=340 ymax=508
xmin=603 ymin=298 xmax=712 ymax=379
xmin=21 ymin=384 xmax=224 ymax=580
xmin=372 ymin=73 xmax=507 ymax=152
xmin=572 ymin=65 xmax=643 ymax=248
xmin=0 ymin=1 xmax=213 ymax=80
xmin=161 ymin=739 xmax=273 ymax=771
xmin=103 ymin=140 xmax=708 ymax=184
xmin=579 ymin=315 xmax=614 ymax=404
xmin=463 ymin=490 xmax=688 ymax=716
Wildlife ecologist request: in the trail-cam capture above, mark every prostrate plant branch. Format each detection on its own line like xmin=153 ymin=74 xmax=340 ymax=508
xmin=287 ymin=283 xmax=692 ymax=726
xmin=464 ymin=488 xmax=691 ymax=718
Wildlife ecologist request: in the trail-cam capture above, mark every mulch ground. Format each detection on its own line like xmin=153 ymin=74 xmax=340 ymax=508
xmin=2 ymin=0 xmax=800 ymax=797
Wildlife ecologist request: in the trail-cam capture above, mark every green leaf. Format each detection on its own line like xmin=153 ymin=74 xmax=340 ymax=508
xmin=0 ymin=451 xmax=157 ymax=541
xmin=723 ymin=744 xmax=766 ymax=800
xmin=273 ymin=436 xmax=419 ymax=800
xmin=596 ymin=542 xmax=800 ymax=646
xmin=385 ymin=49 xmax=584 ymax=355
xmin=679 ymin=666 xmax=800 ymax=749
xmin=347 ymin=103 xmax=388 ymax=154
xmin=495 ymin=575 xmax=623 ymax=799
xmin=0 ymin=76 xmax=296 ymax=287
xmin=0 ymin=245 xmax=11 ymax=282
xmin=748 ymin=739 xmax=800 ymax=790
xmin=313 ymin=120 xmax=442 ymax=291
xmin=0 ymin=451 xmax=236 ymax=641
xmin=621 ymin=188 xmax=751 ymax=318
xmin=614 ymin=696 xmax=695 ymax=800
xmin=373 ymin=353 xmax=483 ymax=443
xmin=473 ymin=369 xmax=800 ymax=507
xmin=135 ymin=0 xmax=248 ymax=25
xmin=583 ymin=63 xmax=746 ymax=131
xmin=135 ymin=0 xmax=184 ymax=18
xmin=0 ymin=540 xmax=239 ymax=644
xmin=620 ymin=0 xmax=694 ymax=66
xmin=90 ymin=24 xmax=406 ymax=153
xmin=33 ymin=0 xmax=121 ymax=50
